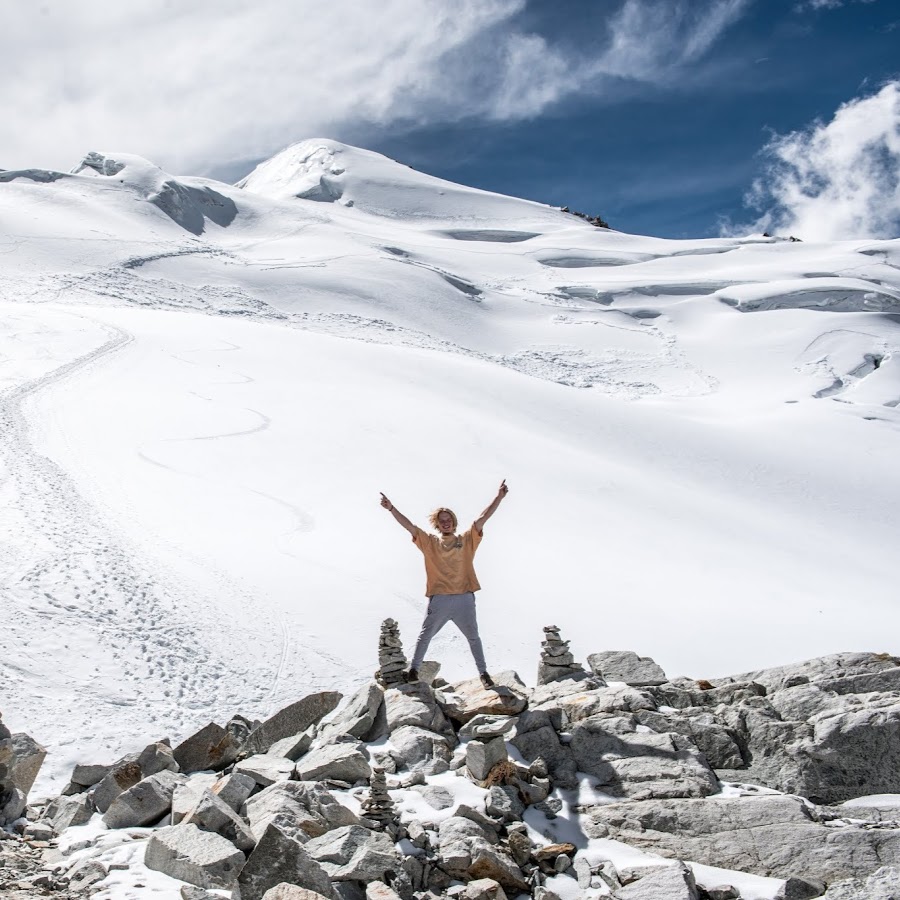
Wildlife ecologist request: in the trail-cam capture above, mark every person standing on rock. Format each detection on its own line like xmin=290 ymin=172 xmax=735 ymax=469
xmin=379 ymin=480 xmax=509 ymax=690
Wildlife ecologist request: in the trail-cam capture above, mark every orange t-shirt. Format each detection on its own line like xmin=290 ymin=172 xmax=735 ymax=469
xmin=413 ymin=525 xmax=483 ymax=596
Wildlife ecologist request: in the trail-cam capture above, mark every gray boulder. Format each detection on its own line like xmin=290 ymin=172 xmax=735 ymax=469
xmin=468 ymin=843 xmax=530 ymax=893
xmin=437 ymin=815 xmax=525 ymax=889
xmin=45 ymin=793 xmax=94 ymax=831
xmin=269 ymin=729 xmax=314 ymax=761
xmin=383 ymin=684 xmax=451 ymax=734
xmin=436 ymin=671 xmax=529 ymax=725
xmin=587 ymin=795 xmax=900 ymax=882
xmin=570 ymin=714 xmax=719 ymax=800
xmin=531 ymin=682 xmax=656 ymax=728
xmin=234 ymin=754 xmax=295 ymax=787
xmin=509 ymin=715 xmax=577 ymax=790
xmin=174 ymin=722 xmax=242 ymax=774
xmin=71 ymin=763 xmax=111 ymax=788
xmin=635 ymin=709 xmax=744 ymax=770
xmin=245 ymin=692 xmax=342 ymax=755
xmin=321 ymin=682 xmax=385 ymax=741
xmin=461 ymin=878 xmax=509 ymax=900
xmin=8 ymin=733 xmax=47 ymax=796
xmin=0 ymin=785 xmax=26 ymax=823
xmin=294 ymin=741 xmax=371 ymax=783
xmin=466 ymin=737 xmax=508 ymax=783
xmin=91 ymin=754 xmax=143 ymax=812
xmin=820 ymin=865 xmax=900 ymax=899
xmin=103 ymin=770 xmax=185 ymax=828
xmin=304 ymin=824 xmax=400 ymax=881
xmin=244 ymin=780 xmax=359 ymax=842
xmin=387 ymin=725 xmax=453 ymax=774
xmin=460 ymin=715 xmax=519 ymax=740
xmin=588 ymin=651 xmax=668 ymax=687
xmin=184 ymin=788 xmax=257 ymax=852
xmin=145 ymin=822 xmax=246 ymax=890
xmin=211 ymin=771 xmax=257 ymax=812
xmin=719 ymin=690 xmax=900 ymax=804
xmin=411 ymin=783 xmax=454 ymax=811
xmin=172 ymin=774 xmax=219 ymax=824
xmin=138 ymin=741 xmax=180 ymax=777
xmin=234 ymin=823 xmax=336 ymax=900
xmin=486 ymin=785 xmax=525 ymax=822
xmin=612 ymin=862 xmax=698 ymax=899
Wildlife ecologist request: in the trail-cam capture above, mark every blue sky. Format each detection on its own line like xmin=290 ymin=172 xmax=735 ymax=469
xmin=3 ymin=0 xmax=898 ymax=240
xmin=357 ymin=0 xmax=900 ymax=238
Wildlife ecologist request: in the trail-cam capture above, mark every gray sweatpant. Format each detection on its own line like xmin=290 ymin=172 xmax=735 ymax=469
xmin=410 ymin=592 xmax=487 ymax=673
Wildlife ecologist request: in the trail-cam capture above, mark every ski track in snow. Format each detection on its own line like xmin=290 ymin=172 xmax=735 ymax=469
xmin=0 ymin=310 xmax=293 ymax=780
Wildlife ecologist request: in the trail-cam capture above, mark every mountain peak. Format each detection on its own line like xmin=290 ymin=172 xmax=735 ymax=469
xmin=237 ymin=138 xmax=568 ymax=226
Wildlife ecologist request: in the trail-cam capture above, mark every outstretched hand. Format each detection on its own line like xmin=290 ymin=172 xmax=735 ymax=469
xmin=379 ymin=492 xmax=393 ymax=511
xmin=498 ymin=479 xmax=509 ymax=498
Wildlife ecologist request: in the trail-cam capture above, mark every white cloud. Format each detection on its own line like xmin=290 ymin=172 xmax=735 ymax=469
xmin=0 ymin=0 xmax=749 ymax=174
xmin=742 ymin=81 xmax=900 ymax=240
xmin=794 ymin=0 xmax=875 ymax=11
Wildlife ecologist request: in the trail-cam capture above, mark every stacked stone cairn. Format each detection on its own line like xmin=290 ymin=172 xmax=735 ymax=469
xmin=360 ymin=766 xmax=400 ymax=836
xmin=375 ymin=617 xmax=409 ymax=686
xmin=536 ymin=624 xmax=589 ymax=685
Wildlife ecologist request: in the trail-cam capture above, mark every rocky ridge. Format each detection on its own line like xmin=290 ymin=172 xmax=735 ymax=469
xmin=2 ymin=631 xmax=900 ymax=900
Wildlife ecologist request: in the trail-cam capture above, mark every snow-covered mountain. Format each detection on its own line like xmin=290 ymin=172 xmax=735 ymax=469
xmin=1 ymin=139 xmax=898 ymax=794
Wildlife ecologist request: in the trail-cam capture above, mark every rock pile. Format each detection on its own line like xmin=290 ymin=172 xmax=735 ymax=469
xmin=375 ymin=618 xmax=409 ymax=687
xmin=360 ymin=767 xmax=399 ymax=835
xmin=536 ymin=625 xmax=591 ymax=685
xmin=5 ymin=635 xmax=900 ymax=900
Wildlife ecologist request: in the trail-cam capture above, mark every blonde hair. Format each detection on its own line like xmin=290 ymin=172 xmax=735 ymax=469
xmin=428 ymin=507 xmax=458 ymax=532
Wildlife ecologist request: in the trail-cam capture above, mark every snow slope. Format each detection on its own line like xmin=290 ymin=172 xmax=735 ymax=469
xmin=1 ymin=141 xmax=899 ymax=792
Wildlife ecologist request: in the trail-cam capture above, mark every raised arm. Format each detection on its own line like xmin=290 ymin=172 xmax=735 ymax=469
xmin=474 ymin=479 xmax=509 ymax=534
xmin=380 ymin=492 xmax=417 ymax=537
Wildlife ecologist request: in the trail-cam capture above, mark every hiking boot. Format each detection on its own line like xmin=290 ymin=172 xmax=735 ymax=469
xmin=479 ymin=672 xmax=495 ymax=690
xmin=406 ymin=668 xmax=419 ymax=683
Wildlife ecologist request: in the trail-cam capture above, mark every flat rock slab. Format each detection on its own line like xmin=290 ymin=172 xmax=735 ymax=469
xmin=294 ymin=742 xmax=371 ymax=783
xmin=173 ymin=723 xmax=241 ymax=775
xmin=234 ymin=754 xmax=295 ymax=787
xmin=145 ymin=822 xmax=246 ymax=890
xmin=245 ymin=692 xmax=342 ymax=755
xmin=437 ymin=671 xmax=528 ymax=724
xmin=587 ymin=795 xmax=900 ymax=883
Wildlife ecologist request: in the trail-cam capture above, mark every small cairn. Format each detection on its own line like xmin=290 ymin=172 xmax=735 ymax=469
xmin=537 ymin=625 xmax=589 ymax=685
xmin=375 ymin=618 xmax=408 ymax=686
xmin=360 ymin=767 xmax=399 ymax=835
